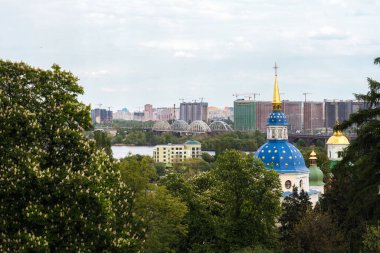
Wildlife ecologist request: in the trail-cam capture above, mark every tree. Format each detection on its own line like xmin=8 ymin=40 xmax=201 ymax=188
xmin=323 ymin=58 xmax=380 ymax=252
xmin=293 ymin=211 xmax=348 ymax=253
xmin=118 ymin=155 xmax=188 ymax=253
xmin=93 ymin=130 xmax=112 ymax=157
xmin=210 ymin=151 xmax=282 ymax=251
xmin=361 ymin=223 xmax=380 ymax=253
xmin=279 ymin=187 xmax=312 ymax=253
xmin=165 ymin=150 xmax=282 ymax=252
xmin=0 ymin=60 xmax=140 ymax=251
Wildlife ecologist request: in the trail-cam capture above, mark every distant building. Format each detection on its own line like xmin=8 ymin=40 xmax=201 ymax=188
xmin=324 ymin=100 xmax=369 ymax=129
xmin=144 ymin=104 xmax=154 ymax=121
xmin=303 ymin=102 xmax=324 ymax=131
xmin=133 ymin=112 xmax=144 ymax=121
xmin=153 ymin=140 xmax=202 ymax=165
xmin=233 ymin=100 xmax=257 ymax=131
xmin=255 ymin=101 xmax=272 ymax=132
xmin=113 ymin=110 xmax=133 ymax=120
xmin=154 ymin=107 xmax=178 ymax=121
xmin=91 ymin=108 xmax=112 ymax=124
xmin=208 ymin=106 xmax=234 ymax=121
xmin=180 ymin=102 xmax=208 ymax=123
xmin=283 ymin=101 xmax=303 ymax=132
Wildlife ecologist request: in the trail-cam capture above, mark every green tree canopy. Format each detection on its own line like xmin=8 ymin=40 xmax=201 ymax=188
xmin=118 ymin=155 xmax=188 ymax=253
xmin=279 ymin=187 xmax=312 ymax=253
xmin=0 ymin=60 xmax=139 ymax=251
xmin=165 ymin=150 xmax=282 ymax=252
xmin=322 ymin=57 xmax=380 ymax=252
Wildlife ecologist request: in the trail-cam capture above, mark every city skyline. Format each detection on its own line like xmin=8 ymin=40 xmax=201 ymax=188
xmin=1 ymin=0 xmax=380 ymax=109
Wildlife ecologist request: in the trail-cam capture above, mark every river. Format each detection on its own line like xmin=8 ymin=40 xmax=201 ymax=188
xmin=111 ymin=146 xmax=216 ymax=159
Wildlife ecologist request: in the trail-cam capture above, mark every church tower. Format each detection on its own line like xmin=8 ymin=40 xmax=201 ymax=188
xmin=326 ymin=122 xmax=350 ymax=169
xmin=254 ymin=63 xmax=320 ymax=205
xmin=308 ymin=149 xmax=325 ymax=194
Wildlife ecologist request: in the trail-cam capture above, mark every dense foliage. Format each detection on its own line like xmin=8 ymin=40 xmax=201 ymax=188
xmin=0 ymin=60 xmax=140 ymax=251
xmin=164 ymin=150 xmax=282 ymax=252
xmin=118 ymin=155 xmax=188 ymax=253
xmin=322 ymin=58 xmax=380 ymax=252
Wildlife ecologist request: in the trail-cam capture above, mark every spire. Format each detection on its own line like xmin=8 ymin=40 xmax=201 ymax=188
xmin=309 ymin=148 xmax=318 ymax=166
xmin=272 ymin=62 xmax=282 ymax=110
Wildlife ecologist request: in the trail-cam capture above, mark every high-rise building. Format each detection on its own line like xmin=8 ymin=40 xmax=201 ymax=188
xmin=324 ymin=100 xmax=369 ymax=129
xmin=144 ymin=104 xmax=154 ymax=121
xmin=233 ymin=100 xmax=257 ymax=131
xmin=133 ymin=112 xmax=144 ymax=121
xmin=180 ymin=102 xmax=208 ymax=123
xmin=283 ymin=101 xmax=303 ymax=132
xmin=303 ymin=102 xmax=324 ymax=131
xmin=91 ymin=108 xmax=112 ymax=124
xmin=255 ymin=101 xmax=272 ymax=132
xmin=324 ymin=100 xmax=338 ymax=129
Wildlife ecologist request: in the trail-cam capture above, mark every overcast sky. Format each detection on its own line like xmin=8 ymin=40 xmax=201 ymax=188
xmin=1 ymin=0 xmax=379 ymax=111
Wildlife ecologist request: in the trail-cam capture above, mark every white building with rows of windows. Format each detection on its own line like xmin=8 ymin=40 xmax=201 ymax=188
xmin=153 ymin=140 xmax=202 ymax=165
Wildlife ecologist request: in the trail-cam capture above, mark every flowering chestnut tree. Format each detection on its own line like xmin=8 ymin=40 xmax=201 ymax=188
xmin=0 ymin=60 xmax=141 ymax=252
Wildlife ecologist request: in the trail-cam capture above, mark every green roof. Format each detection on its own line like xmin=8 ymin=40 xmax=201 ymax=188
xmin=185 ymin=140 xmax=201 ymax=145
xmin=309 ymin=164 xmax=324 ymax=186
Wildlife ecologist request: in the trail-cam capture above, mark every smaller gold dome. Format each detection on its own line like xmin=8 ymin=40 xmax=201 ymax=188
xmin=326 ymin=130 xmax=350 ymax=145
xmin=309 ymin=150 xmax=317 ymax=160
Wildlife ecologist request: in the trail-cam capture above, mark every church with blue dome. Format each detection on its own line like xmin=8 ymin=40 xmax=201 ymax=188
xmin=254 ymin=64 xmax=320 ymax=204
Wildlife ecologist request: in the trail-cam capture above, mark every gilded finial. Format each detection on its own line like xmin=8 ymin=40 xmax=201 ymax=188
xmin=309 ymin=147 xmax=317 ymax=165
xmin=272 ymin=62 xmax=281 ymax=110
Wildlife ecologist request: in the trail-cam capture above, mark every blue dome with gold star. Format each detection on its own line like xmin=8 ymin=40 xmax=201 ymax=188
xmin=254 ymin=140 xmax=308 ymax=174
xmin=267 ymin=111 xmax=287 ymax=126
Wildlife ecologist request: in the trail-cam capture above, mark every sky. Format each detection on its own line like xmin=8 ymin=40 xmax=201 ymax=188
xmin=1 ymin=0 xmax=380 ymax=111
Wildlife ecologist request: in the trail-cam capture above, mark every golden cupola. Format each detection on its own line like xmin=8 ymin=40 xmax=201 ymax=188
xmin=326 ymin=122 xmax=350 ymax=145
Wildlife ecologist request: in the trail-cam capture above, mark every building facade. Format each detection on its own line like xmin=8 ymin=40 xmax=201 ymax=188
xmin=153 ymin=140 xmax=202 ymax=165
xmin=303 ymin=102 xmax=324 ymax=131
xmin=233 ymin=100 xmax=256 ymax=131
xmin=144 ymin=104 xmax=154 ymax=121
xmin=91 ymin=108 xmax=112 ymax=124
xmin=324 ymin=100 xmax=369 ymax=129
xmin=154 ymin=107 xmax=179 ymax=121
xmin=180 ymin=102 xmax=208 ymax=123
xmin=283 ymin=101 xmax=303 ymax=132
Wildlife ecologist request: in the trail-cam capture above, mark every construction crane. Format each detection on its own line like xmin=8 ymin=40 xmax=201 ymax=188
xmin=199 ymin=97 xmax=205 ymax=103
xmin=253 ymin=93 xmax=261 ymax=101
xmin=179 ymin=98 xmax=185 ymax=103
xmin=233 ymin=93 xmax=255 ymax=100
xmin=302 ymin=92 xmax=312 ymax=102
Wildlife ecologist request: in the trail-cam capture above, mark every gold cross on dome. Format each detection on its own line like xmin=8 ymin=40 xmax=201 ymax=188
xmin=273 ymin=62 xmax=279 ymax=76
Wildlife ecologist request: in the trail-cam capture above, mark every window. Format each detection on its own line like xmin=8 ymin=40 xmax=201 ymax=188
xmin=299 ymin=180 xmax=303 ymax=189
xmin=338 ymin=151 xmax=342 ymax=158
xmin=285 ymin=180 xmax=291 ymax=189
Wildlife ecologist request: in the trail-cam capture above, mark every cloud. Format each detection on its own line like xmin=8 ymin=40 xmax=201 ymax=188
xmin=100 ymin=87 xmax=129 ymax=93
xmin=84 ymin=70 xmax=110 ymax=77
xmin=309 ymin=26 xmax=349 ymax=40
xmin=173 ymin=51 xmax=195 ymax=58
xmin=141 ymin=40 xmax=214 ymax=52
